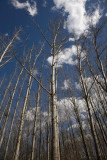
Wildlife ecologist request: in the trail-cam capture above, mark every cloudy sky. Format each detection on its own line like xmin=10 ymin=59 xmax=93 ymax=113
xmin=0 ymin=0 xmax=106 ymax=69
xmin=0 ymin=0 xmax=107 ymax=86
xmin=0 ymin=0 xmax=106 ymax=91
xmin=0 ymin=0 xmax=106 ymax=37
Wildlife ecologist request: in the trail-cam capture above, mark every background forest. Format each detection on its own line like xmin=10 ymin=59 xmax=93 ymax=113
xmin=0 ymin=0 xmax=107 ymax=160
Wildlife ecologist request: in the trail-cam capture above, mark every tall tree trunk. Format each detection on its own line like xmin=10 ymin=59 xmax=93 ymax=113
xmin=80 ymin=74 xmax=101 ymax=160
xmin=0 ymin=67 xmax=24 ymax=149
xmin=0 ymin=69 xmax=16 ymax=111
xmin=47 ymin=87 xmax=51 ymax=160
xmin=31 ymin=84 xmax=41 ymax=160
xmin=4 ymin=75 xmax=26 ymax=160
xmin=14 ymin=75 xmax=32 ymax=160
xmin=72 ymin=97 xmax=90 ymax=160
xmin=51 ymin=54 xmax=60 ymax=160
xmin=0 ymin=76 xmax=5 ymax=89
xmin=39 ymin=106 xmax=42 ymax=160
xmin=76 ymin=47 xmax=102 ymax=159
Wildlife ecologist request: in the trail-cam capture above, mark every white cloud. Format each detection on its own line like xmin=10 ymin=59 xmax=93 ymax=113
xmin=25 ymin=107 xmax=50 ymax=122
xmin=47 ymin=45 xmax=78 ymax=67
xmin=47 ymin=45 xmax=86 ymax=67
xmin=57 ymin=97 xmax=87 ymax=122
xmin=5 ymin=33 xmax=9 ymax=37
xmin=75 ymin=77 xmax=94 ymax=91
xmin=72 ymin=121 xmax=87 ymax=130
xmin=11 ymin=0 xmax=37 ymax=16
xmin=25 ymin=96 xmax=87 ymax=124
xmin=75 ymin=82 xmax=81 ymax=90
xmin=25 ymin=107 xmax=37 ymax=121
xmin=53 ymin=0 xmax=102 ymax=37
xmin=69 ymin=37 xmax=75 ymax=41
xmin=74 ymin=75 xmax=107 ymax=114
xmin=57 ymin=97 xmax=74 ymax=122
xmin=61 ymin=79 xmax=71 ymax=90
xmin=51 ymin=6 xmax=57 ymax=11
xmin=89 ymin=7 xmax=101 ymax=26
xmin=25 ymin=107 xmax=50 ymax=135
xmin=75 ymin=75 xmax=106 ymax=93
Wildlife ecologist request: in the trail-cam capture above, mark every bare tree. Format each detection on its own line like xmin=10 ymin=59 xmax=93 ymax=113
xmin=31 ymin=83 xmax=41 ymax=160
xmin=0 ymin=28 xmax=21 ymax=64
xmin=4 ymin=74 xmax=27 ymax=160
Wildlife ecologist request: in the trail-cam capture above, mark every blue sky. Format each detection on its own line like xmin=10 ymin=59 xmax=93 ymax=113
xmin=0 ymin=0 xmax=106 ymax=37
xmin=0 ymin=0 xmax=107 ymax=79
xmin=0 ymin=0 xmax=54 ymax=36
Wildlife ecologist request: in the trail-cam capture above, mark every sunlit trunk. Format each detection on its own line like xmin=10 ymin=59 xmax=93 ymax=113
xmin=51 ymin=54 xmax=60 ymax=160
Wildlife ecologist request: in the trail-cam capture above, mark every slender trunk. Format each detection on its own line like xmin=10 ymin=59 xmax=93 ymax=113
xmin=47 ymin=89 xmax=51 ymax=160
xmin=90 ymin=98 xmax=107 ymax=147
xmin=0 ymin=76 xmax=5 ymax=89
xmin=69 ymin=117 xmax=79 ymax=160
xmin=31 ymin=84 xmax=41 ymax=160
xmin=0 ymin=68 xmax=23 ymax=149
xmin=14 ymin=45 xmax=41 ymax=160
xmin=39 ymin=107 xmax=42 ymax=160
xmin=93 ymin=40 xmax=107 ymax=90
xmin=51 ymin=54 xmax=60 ymax=160
xmin=0 ymin=69 xmax=16 ymax=111
xmin=78 ymin=54 xmax=101 ymax=160
xmin=83 ymin=83 xmax=101 ymax=159
xmin=85 ymin=96 xmax=101 ymax=160
xmin=72 ymin=98 xmax=90 ymax=160
xmin=0 ymin=29 xmax=21 ymax=63
xmin=67 ymin=118 xmax=76 ymax=160
xmin=14 ymin=75 xmax=32 ymax=160
xmin=95 ymin=84 xmax=107 ymax=117
xmin=0 ymin=96 xmax=10 ymax=123
xmin=4 ymin=75 xmax=26 ymax=160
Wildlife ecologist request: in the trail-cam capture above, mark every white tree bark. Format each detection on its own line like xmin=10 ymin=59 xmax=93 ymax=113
xmin=71 ymin=97 xmax=90 ymax=160
xmin=47 ymin=85 xmax=51 ymax=160
xmin=0 ymin=69 xmax=16 ymax=111
xmin=0 ymin=67 xmax=24 ymax=149
xmin=4 ymin=75 xmax=26 ymax=160
xmin=31 ymin=84 xmax=41 ymax=160
xmin=51 ymin=54 xmax=60 ymax=160
xmin=14 ymin=75 xmax=32 ymax=160
xmin=0 ymin=28 xmax=21 ymax=63
xmin=79 ymin=57 xmax=101 ymax=160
